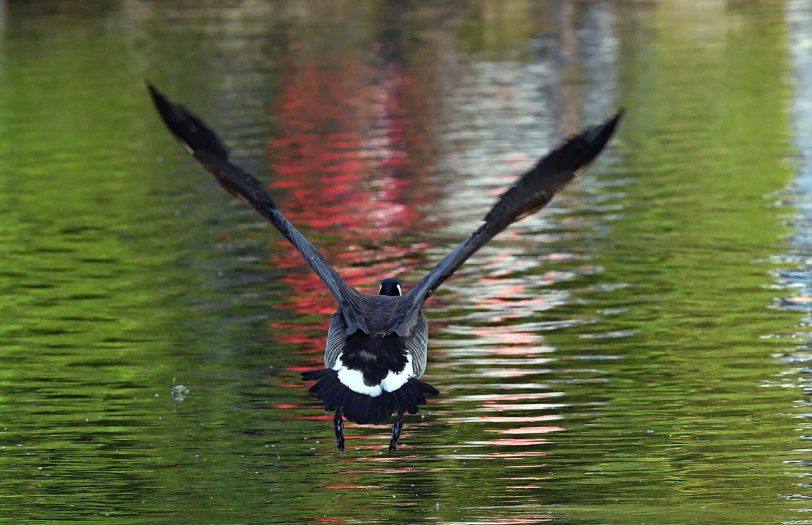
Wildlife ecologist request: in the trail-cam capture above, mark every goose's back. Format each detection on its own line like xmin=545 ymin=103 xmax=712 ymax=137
xmin=324 ymin=295 xmax=428 ymax=378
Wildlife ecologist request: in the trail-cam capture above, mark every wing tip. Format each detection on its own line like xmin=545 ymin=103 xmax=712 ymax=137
xmin=146 ymin=81 xmax=230 ymax=161
xmin=607 ymin=108 xmax=624 ymax=132
xmin=144 ymin=80 xmax=159 ymax=99
xmin=609 ymin=107 xmax=625 ymax=129
xmin=585 ymin=108 xmax=624 ymax=148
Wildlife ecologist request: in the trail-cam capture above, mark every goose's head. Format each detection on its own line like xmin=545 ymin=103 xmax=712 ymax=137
xmin=378 ymin=278 xmax=402 ymax=297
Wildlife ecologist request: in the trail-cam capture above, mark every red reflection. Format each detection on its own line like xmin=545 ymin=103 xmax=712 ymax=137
xmin=473 ymin=438 xmax=549 ymax=446
xmin=437 ymin=452 xmax=547 ymax=460
xmin=470 ymin=326 xmax=544 ymax=350
xmin=455 ymin=415 xmax=560 ymax=424
xmin=294 ymin=414 xmax=335 ymax=421
xmin=342 ymin=468 xmax=415 ymax=475
xmin=481 ymin=402 xmax=564 ymax=412
xmin=360 ymin=455 xmax=420 ymax=463
xmin=482 ymin=519 xmax=550 ymax=524
xmin=263 ymin=55 xmax=439 ymax=371
xmin=488 ymin=426 xmax=565 ymax=435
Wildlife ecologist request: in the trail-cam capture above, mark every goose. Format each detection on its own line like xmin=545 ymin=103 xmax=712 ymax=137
xmin=147 ymin=83 xmax=622 ymax=452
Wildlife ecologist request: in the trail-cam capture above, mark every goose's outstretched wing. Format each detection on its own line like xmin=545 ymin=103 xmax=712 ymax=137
xmin=148 ymin=83 xmax=370 ymax=335
xmin=385 ymin=111 xmax=623 ymax=336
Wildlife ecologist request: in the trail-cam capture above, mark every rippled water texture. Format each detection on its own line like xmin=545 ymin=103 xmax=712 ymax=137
xmin=1 ymin=1 xmax=812 ymax=523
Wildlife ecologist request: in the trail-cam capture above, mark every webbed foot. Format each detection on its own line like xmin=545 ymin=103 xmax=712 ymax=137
xmin=334 ymin=409 xmax=345 ymax=452
xmin=388 ymin=410 xmax=405 ymax=453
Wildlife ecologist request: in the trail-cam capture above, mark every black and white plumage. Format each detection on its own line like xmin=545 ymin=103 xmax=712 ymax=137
xmin=148 ymin=83 xmax=622 ymax=452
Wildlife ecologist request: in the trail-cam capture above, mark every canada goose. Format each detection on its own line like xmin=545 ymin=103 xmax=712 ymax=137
xmin=148 ymin=83 xmax=622 ymax=452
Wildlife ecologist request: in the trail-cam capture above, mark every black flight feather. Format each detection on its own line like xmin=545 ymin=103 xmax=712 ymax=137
xmin=148 ymin=83 xmax=370 ymax=335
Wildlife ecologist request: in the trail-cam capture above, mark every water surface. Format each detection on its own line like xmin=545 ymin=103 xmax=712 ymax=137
xmin=0 ymin=1 xmax=810 ymax=523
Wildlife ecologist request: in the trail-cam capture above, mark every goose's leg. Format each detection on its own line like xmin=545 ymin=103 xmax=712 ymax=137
xmin=388 ymin=410 xmax=406 ymax=453
xmin=334 ymin=409 xmax=345 ymax=452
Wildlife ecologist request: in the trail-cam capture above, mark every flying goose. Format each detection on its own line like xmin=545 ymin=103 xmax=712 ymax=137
xmin=148 ymin=83 xmax=622 ymax=452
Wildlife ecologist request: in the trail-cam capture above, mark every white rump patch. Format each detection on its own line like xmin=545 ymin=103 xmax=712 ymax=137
xmin=332 ymin=354 xmax=415 ymax=396
xmin=381 ymin=354 xmax=413 ymax=392
xmin=333 ymin=356 xmax=382 ymax=397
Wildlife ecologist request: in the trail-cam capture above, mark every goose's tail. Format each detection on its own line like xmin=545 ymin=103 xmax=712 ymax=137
xmin=301 ymin=368 xmax=439 ymax=425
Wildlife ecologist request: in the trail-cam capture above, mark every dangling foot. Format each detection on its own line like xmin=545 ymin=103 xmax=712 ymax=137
xmin=334 ymin=409 xmax=345 ymax=452
xmin=388 ymin=410 xmax=405 ymax=453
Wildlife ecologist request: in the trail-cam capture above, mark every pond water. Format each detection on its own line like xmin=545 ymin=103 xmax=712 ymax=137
xmin=1 ymin=1 xmax=812 ymax=523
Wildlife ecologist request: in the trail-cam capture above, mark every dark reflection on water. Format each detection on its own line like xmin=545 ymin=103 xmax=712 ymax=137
xmin=0 ymin=0 xmax=809 ymax=523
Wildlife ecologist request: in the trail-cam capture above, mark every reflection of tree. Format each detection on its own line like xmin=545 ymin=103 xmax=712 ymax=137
xmin=266 ymin=31 xmax=440 ymax=382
